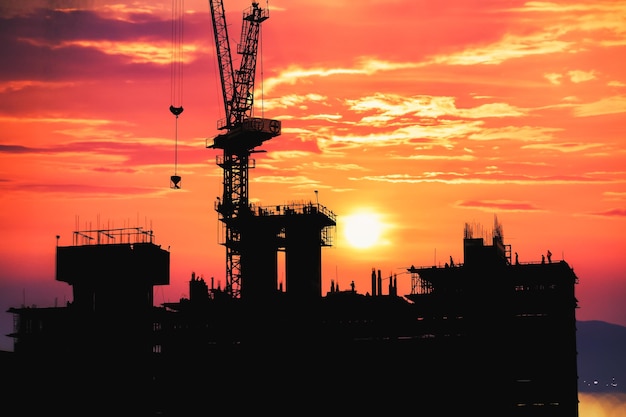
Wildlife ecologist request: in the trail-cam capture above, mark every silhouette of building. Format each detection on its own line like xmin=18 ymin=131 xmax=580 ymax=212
xmin=5 ymin=216 xmax=579 ymax=416
xmin=3 ymin=2 xmax=580 ymax=414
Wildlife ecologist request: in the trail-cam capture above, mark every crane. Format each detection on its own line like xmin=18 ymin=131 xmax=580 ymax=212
xmin=207 ymin=1 xmax=281 ymax=298
xmin=169 ymin=0 xmax=185 ymax=189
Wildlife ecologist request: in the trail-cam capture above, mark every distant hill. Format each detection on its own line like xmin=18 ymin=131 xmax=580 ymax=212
xmin=577 ymin=320 xmax=626 ymax=393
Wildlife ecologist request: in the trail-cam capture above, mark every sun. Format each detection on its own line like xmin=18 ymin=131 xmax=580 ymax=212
xmin=342 ymin=212 xmax=384 ymax=249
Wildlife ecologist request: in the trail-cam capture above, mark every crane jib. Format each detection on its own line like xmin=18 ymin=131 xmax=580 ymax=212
xmin=209 ymin=1 xmax=270 ymax=130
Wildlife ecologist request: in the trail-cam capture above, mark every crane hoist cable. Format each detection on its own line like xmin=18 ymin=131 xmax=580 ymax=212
xmin=169 ymin=0 xmax=184 ymax=189
xmin=258 ymin=5 xmax=265 ymax=119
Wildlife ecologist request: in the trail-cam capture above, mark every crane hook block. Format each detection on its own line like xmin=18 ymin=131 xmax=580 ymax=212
xmin=170 ymin=175 xmax=182 ymax=189
xmin=169 ymin=105 xmax=184 ymax=117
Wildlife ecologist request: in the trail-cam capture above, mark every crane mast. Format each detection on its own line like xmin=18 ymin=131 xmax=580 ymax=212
xmin=207 ymin=0 xmax=281 ymax=298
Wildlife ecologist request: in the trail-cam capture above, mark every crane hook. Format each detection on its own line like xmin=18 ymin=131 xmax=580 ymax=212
xmin=170 ymin=175 xmax=182 ymax=189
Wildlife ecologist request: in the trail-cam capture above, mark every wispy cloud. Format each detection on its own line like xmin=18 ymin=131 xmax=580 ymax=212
xmin=427 ymin=32 xmax=573 ymax=66
xmin=573 ymin=95 xmax=626 ymax=117
xmin=586 ymin=208 xmax=626 ymax=217
xmin=456 ymin=199 xmax=543 ymax=212
xmin=3 ymin=181 xmax=169 ymax=199
xmin=264 ymin=59 xmax=422 ymax=93
xmin=352 ymin=171 xmax=614 ymax=185
xmin=347 ymin=94 xmax=525 ymax=122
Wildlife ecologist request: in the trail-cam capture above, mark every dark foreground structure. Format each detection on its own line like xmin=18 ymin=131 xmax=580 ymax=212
xmin=4 ymin=2 xmax=580 ymax=413
xmin=5 ymin=218 xmax=579 ymax=416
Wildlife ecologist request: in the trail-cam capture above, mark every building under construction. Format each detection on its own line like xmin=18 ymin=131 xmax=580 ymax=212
xmin=4 ymin=1 xmax=579 ymax=415
xmin=5 ymin=217 xmax=580 ymax=416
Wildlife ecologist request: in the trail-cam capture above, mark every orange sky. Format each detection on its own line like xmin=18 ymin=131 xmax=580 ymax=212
xmin=1 ymin=0 xmax=625 ymax=352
